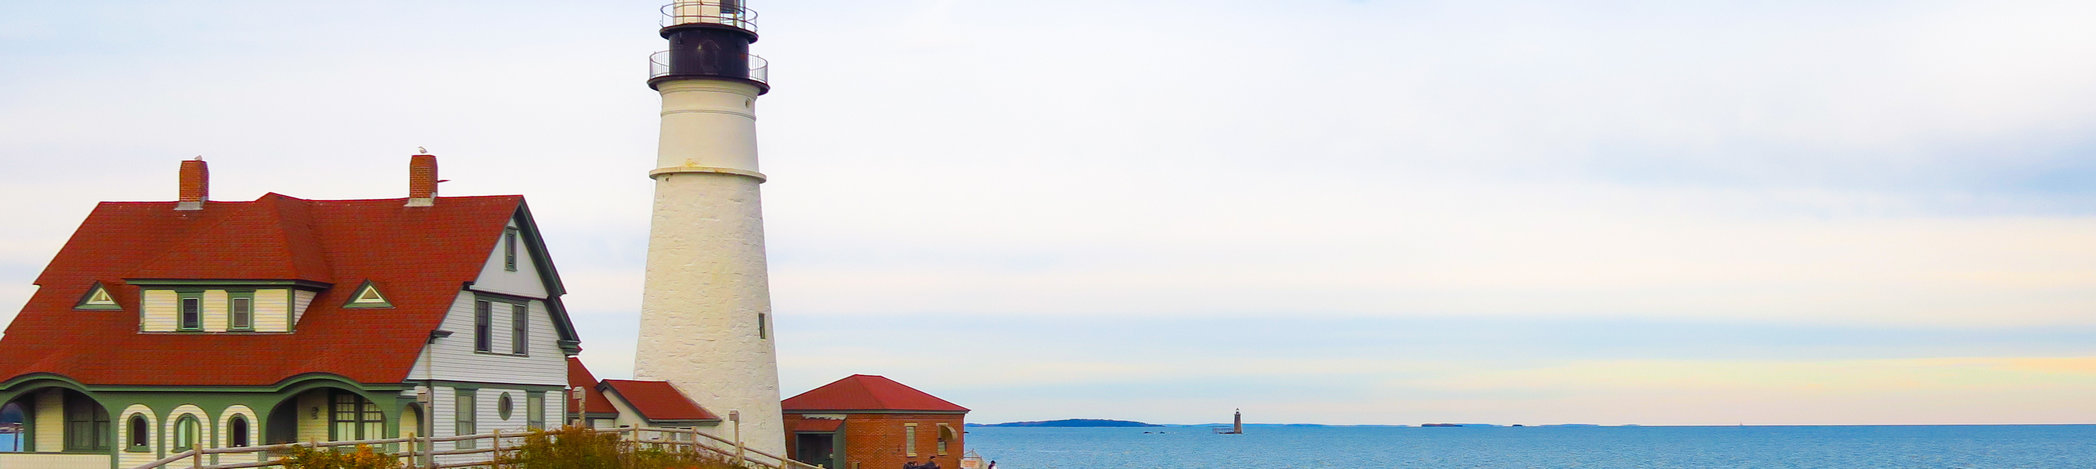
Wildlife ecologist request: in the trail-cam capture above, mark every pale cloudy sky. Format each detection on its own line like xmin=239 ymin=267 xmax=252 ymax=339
xmin=3 ymin=1 xmax=2096 ymax=426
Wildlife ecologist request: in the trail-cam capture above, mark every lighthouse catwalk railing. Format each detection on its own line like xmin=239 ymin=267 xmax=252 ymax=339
xmin=126 ymin=427 xmax=823 ymax=469
xmin=651 ymin=51 xmax=769 ymax=84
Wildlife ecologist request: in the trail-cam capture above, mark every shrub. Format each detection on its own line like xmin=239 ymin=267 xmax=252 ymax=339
xmin=282 ymin=444 xmax=405 ymax=469
xmin=495 ymin=426 xmax=739 ymax=469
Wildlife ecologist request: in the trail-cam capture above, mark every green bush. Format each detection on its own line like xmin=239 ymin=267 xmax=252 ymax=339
xmin=282 ymin=444 xmax=405 ymax=469
xmin=495 ymin=426 xmax=740 ymax=469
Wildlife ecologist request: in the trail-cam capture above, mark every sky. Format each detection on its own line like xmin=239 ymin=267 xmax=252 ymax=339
xmin=3 ymin=0 xmax=2096 ymax=426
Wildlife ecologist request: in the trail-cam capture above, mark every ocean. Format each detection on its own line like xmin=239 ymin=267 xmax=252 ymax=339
xmin=964 ymin=425 xmax=2096 ymax=468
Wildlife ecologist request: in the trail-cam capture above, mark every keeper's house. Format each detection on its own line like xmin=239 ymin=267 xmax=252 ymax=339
xmin=0 ymin=156 xmax=580 ymax=469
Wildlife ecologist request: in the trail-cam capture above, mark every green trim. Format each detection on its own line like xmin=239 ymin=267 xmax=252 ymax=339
xmin=227 ymin=290 xmax=256 ymax=331
xmin=0 ymin=372 xmax=407 ymax=395
xmin=508 ymin=203 xmax=584 ymax=355
xmin=526 ymin=392 xmax=545 ymax=430
xmin=454 ymin=389 xmax=477 ymax=449
xmin=342 ymin=280 xmax=393 ymax=309
xmin=470 ymin=291 xmax=533 ymax=305
xmin=124 ymin=414 xmax=150 ymax=452
xmin=176 ymin=291 xmax=203 ymax=331
xmin=170 ymin=415 xmax=200 ymax=451
xmin=285 ymin=289 xmax=297 ymax=330
xmin=416 ymin=380 xmax=564 ymax=392
xmin=496 ymin=392 xmax=514 ymax=421
xmin=74 ymin=282 xmax=123 ymax=311
xmin=124 ymin=279 xmax=332 ymax=289
xmin=504 ymin=227 xmax=520 ymax=272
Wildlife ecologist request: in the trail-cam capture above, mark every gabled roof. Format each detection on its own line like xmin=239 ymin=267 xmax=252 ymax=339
xmin=0 ymin=193 xmax=575 ymax=387
xmin=566 ymin=358 xmax=616 ymax=414
xmin=600 ymin=380 xmax=719 ymax=422
xmin=782 ymin=375 xmax=968 ymax=413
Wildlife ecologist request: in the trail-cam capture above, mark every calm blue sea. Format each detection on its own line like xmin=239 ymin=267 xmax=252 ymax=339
xmin=965 ymin=425 xmax=2096 ymax=468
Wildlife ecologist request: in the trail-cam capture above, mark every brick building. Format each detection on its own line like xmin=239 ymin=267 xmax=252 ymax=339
xmin=782 ymin=375 xmax=968 ymax=469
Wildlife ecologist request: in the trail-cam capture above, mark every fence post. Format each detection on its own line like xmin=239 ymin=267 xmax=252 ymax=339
xmin=190 ymin=449 xmax=201 ymax=469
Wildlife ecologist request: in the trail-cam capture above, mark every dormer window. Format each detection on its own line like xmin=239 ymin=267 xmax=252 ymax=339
xmin=345 ymin=280 xmax=391 ymax=308
xmin=178 ymin=294 xmax=202 ymax=331
xmin=76 ymin=283 xmax=121 ymax=310
xmin=229 ymin=291 xmax=255 ymax=331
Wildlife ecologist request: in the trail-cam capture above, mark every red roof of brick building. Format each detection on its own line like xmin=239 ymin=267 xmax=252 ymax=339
xmin=601 ymin=379 xmax=720 ymax=421
xmin=0 ymin=193 xmax=576 ymax=387
xmin=781 ymin=375 xmax=968 ymax=413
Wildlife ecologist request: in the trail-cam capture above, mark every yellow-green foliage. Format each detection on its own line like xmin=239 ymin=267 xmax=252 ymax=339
xmin=282 ymin=444 xmax=405 ymax=469
xmin=496 ymin=426 xmax=740 ymax=469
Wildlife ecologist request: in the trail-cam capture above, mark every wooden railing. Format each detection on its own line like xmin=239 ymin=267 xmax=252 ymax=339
xmin=130 ymin=427 xmax=821 ymax=469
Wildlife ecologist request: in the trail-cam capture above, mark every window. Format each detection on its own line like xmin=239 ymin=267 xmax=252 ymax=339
xmin=228 ymin=416 xmax=250 ymax=447
xmin=510 ymin=303 xmax=528 ymax=355
xmin=527 ymin=392 xmax=545 ymax=429
xmin=504 ymin=227 xmax=519 ymax=272
xmin=938 ymin=424 xmax=955 ymax=455
xmin=77 ymin=283 xmax=120 ymax=310
xmin=330 ymin=392 xmax=383 ymax=441
xmin=172 ymin=416 xmax=200 ymax=451
xmin=903 ymin=423 xmax=917 ymax=457
xmin=179 ymin=296 xmax=202 ymax=331
xmin=229 ymin=293 xmax=254 ymax=331
xmin=474 ymin=301 xmax=493 ymax=353
xmin=498 ymin=393 xmax=514 ymax=421
xmin=757 ymin=313 xmax=767 ymax=340
xmin=456 ymin=391 xmax=478 ymax=448
xmin=127 ymin=415 xmax=149 ymax=451
xmin=64 ymin=394 xmax=110 ymax=451
xmin=347 ymin=281 xmax=390 ymax=308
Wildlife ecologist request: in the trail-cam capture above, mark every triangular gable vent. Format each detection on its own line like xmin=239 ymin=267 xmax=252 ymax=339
xmin=76 ymin=283 xmax=121 ymax=310
xmin=345 ymin=280 xmax=392 ymax=308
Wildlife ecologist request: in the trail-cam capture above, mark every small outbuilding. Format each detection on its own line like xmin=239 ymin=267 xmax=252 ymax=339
xmin=782 ymin=375 xmax=968 ymax=469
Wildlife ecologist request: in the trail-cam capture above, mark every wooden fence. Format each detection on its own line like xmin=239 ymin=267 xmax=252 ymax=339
xmin=130 ymin=427 xmax=822 ymax=469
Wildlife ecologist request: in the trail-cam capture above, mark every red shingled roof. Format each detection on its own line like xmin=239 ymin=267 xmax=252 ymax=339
xmin=566 ymin=358 xmax=617 ymax=414
xmin=601 ymin=380 xmax=719 ymax=422
xmin=782 ymin=375 xmax=968 ymax=413
xmin=0 ymin=193 xmax=542 ymax=386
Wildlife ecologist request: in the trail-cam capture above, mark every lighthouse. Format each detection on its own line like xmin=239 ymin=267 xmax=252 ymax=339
xmin=631 ymin=0 xmax=785 ymax=455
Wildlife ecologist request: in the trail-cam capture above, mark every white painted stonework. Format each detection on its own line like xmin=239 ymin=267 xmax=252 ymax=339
xmin=634 ymin=77 xmax=786 ymax=455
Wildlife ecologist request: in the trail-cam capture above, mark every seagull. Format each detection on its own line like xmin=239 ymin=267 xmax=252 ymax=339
xmin=418 ymin=146 xmax=429 ymax=154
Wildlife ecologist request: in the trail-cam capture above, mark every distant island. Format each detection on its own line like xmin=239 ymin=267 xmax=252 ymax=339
xmin=972 ymin=419 xmax=1162 ymax=428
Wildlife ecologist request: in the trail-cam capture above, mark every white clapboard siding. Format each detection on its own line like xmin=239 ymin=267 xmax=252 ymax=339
xmin=142 ymin=289 xmax=177 ymax=332
xmin=292 ymin=290 xmax=316 ymax=326
xmin=202 ymin=290 xmax=228 ymax=332
xmin=253 ymin=289 xmax=290 ymax=332
xmin=470 ymin=222 xmax=548 ymax=299
xmin=406 ymin=293 xmax=565 ymax=387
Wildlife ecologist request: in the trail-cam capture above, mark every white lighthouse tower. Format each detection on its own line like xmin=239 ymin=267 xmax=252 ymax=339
xmin=631 ymin=0 xmax=785 ymax=455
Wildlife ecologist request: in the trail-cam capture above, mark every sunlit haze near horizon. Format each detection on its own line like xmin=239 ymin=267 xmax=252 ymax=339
xmin=3 ymin=1 xmax=2095 ymax=426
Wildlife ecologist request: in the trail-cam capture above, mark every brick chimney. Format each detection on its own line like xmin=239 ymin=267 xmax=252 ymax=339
xmin=407 ymin=153 xmax=438 ymax=207
xmin=176 ymin=158 xmax=208 ymax=211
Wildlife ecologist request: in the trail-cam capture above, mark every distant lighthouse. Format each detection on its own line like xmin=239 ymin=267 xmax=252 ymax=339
xmin=1234 ymin=409 xmax=1244 ymax=434
xmin=631 ymin=0 xmax=785 ymax=455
